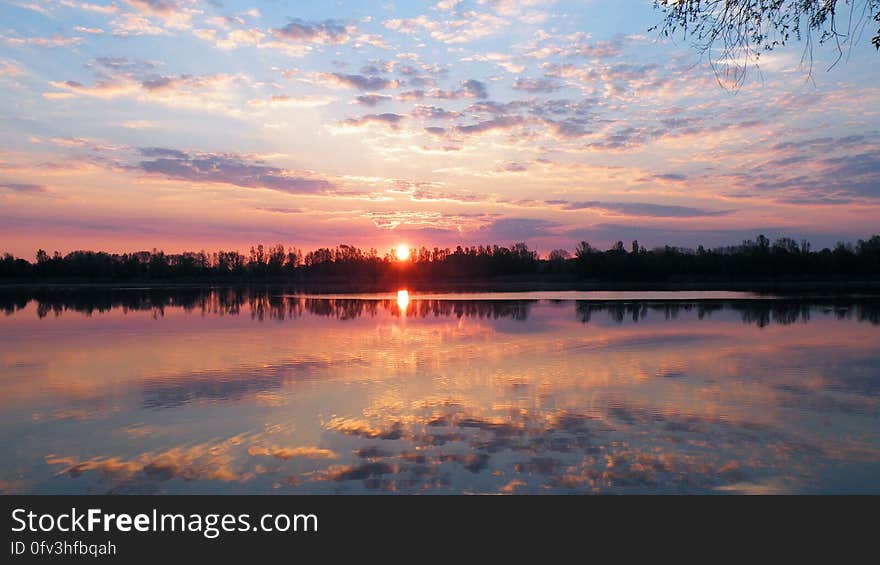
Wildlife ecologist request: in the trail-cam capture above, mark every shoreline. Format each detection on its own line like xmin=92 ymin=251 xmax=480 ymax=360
xmin=2 ymin=278 xmax=880 ymax=295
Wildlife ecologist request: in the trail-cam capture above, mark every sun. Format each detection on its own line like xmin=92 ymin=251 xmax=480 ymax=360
xmin=395 ymin=244 xmax=410 ymax=261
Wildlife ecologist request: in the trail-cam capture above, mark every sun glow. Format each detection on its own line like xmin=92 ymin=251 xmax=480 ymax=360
xmin=397 ymin=289 xmax=409 ymax=311
xmin=395 ymin=244 xmax=410 ymax=261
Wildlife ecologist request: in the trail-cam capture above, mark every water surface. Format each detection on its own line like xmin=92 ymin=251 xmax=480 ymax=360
xmin=0 ymin=288 xmax=878 ymax=494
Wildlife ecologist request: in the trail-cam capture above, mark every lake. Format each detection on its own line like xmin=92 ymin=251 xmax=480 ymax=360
xmin=1 ymin=288 xmax=878 ymax=494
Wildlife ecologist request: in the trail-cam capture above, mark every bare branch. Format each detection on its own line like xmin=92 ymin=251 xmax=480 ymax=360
xmin=653 ymin=0 xmax=880 ymax=89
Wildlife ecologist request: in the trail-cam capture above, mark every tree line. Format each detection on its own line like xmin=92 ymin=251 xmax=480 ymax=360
xmin=1 ymin=235 xmax=879 ymax=284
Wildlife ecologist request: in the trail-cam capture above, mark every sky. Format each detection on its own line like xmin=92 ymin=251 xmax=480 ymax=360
xmin=0 ymin=0 xmax=878 ymax=258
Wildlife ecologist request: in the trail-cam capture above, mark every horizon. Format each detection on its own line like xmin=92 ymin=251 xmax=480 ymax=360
xmin=1 ymin=1 xmax=879 ymax=257
xmin=4 ymin=231 xmax=880 ymax=262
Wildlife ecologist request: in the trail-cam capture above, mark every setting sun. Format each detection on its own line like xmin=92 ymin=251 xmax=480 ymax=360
xmin=395 ymin=244 xmax=411 ymax=261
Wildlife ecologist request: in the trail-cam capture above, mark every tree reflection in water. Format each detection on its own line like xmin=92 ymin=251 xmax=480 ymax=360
xmin=1 ymin=287 xmax=878 ymax=327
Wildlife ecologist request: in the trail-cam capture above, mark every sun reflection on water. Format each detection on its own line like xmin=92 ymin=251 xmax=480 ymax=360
xmin=397 ymin=289 xmax=409 ymax=313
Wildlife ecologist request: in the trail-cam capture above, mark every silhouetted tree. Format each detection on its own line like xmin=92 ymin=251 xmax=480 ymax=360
xmin=2 ymin=234 xmax=879 ymax=284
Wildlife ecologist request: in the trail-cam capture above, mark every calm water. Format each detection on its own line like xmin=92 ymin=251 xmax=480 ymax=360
xmin=1 ymin=288 xmax=878 ymax=494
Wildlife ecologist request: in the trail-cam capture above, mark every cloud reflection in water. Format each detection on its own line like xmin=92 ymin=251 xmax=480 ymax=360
xmin=0 ymin=289 xmax=878 ymax=494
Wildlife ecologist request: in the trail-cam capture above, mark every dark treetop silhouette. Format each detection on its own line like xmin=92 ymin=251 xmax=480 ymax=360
xmin=653 ymin=0 xmax=880 ymax=87
xmin=2 ymin=235 xmax=880 ymax=289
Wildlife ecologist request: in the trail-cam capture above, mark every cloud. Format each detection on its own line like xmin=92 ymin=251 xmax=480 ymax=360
xmin=45 ymin=71 xmax=248 ymax=113
xmin=353 ymin=33 xmax=390 ymax=49
xmin=434 ymin=79 xmax=488 ymax=99
xmin=79 ymin=2 xmax=119 ymax=14
xmin=498 ymin=162 xmax=529 ymax=173
xmin=364 ymin=210 xmax=483 ymax=231
xmin=525 ymin=32 xmax=624 ymax=60
xmin=384 ymin=11 xmax=507 ymax=44
xmin=771 ymin=135 xmax=867 ymax=153
xmin=573 ymin=39 xmax=623 ymax=58
xmin=546 ymin=200 xmax=733 ymax=218
xmin=3 ymin=35 xmax=83 ymax=47
xmin=49 ymin=137 xmax=92 ymax=147
xmin=463 ymin=52 xmax=525 ymax=74
xmin=722 ymin=137 xmax=880 ymax=204
xmin=119 ymin=0 xmax=195 ymax=32
xmin=92 ymin=57 xmax=157 ymax=74
xmin=206 ymin=28 xmax=266 ymax=50
xmin=354 ymin=93 xmax=392 ymax=107
xmin=0 ymin=182 xmax=48 ymax=193
xmin=542 ymin=60 xmax=671 ymax=98
xmin=110 ymin=13 xmax=168 ymax=36
xmin=748 ymin=152 xmax=880 ymax=202
xmin=271 ymin=19 xmax=352 ymax=45
xmin=512 ymin=77 xmax=561 ymax=93
xmin=140 ymin=147 xmax=187 ymax=159
xmin=124 ymin=0 xmax=193 ymax=25
xmin=475 ymin=217 xmax=559 ymax=241
xmin=543 ymin=117 xmax=591 ymax=139
xmin=256 ymin=207 xmax=305 ymax=215
xmin=816 ymin=152 xmax=880 ymax=198
xmin=320 ymin=72 xmax=401 ymax=91
xmin=414 ymin=96 xmax=596 ymax=141
xmin=359 ymin=61 xmax=396 ymax=75
xmin=60 ymin=60 xmax=249 ymax=113
xmin=247 ymin=446 xmax=336 ymax=460
xmin=585 ymin=120 xmax=748 ymax=152
xmin=435 ymin=0 xmax=463 ymax=10
xmin=337 ymin=113 xmax=405 ymax=130
xmin=247 ymin=94 xmax=334 ymax=108
xmin=125 ymin=0 xmax=180 ymax=16
xmin=461 ymin=79 xmax=489 ymax=99
xmin=465 ymin=100 xmax=524 ymax=114
xmin=46 ymin=78 xmax=140 ymax=99
xmin=650 ymin=173 xmax=688 ymax=182
xmin=454 ymin=115 xmax=529 ymax=135
xmin=135 ymin=148 xmax=334 ymax=195
xmin=119 ymin=120 xmax=160 ymax=129
xmin=411 ymin=105 xmax=460 ymax=120
xmin=398 ymin=90 xmax=425 ymax=101
xmin=0 ymin=59 xmax=23 ymax=77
